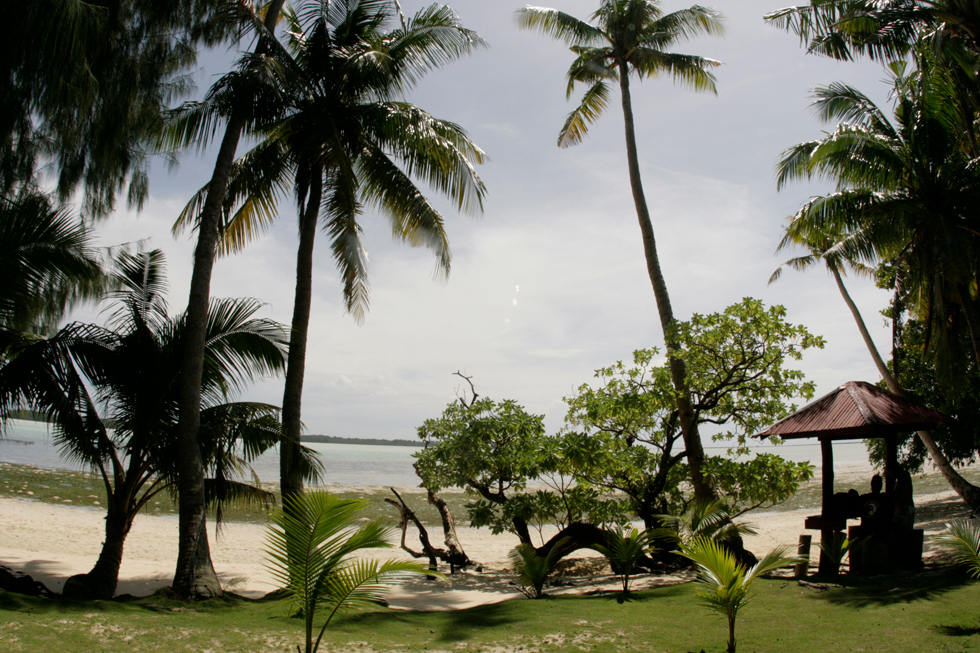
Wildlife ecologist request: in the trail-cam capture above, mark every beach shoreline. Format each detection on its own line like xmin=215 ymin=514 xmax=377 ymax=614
xmin=1 ymin=475 xmax=974 ymax=611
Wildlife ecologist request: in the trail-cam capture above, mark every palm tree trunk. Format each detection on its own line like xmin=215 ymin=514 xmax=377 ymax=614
xmin=727 ymin=614 xmax=737 ymax=653
xmin=172 ymin=0 xmax=287 ymax=599
xmin=62 ymin=502 xmax=135 ymax=600
xmin=280 ymin=173 xmax=323 ymax=505
xmin=956 ymin=286 xmax=980 ymax=376
xmin=833 ymin=268 xmax=980 ymax=508
xmin=617 ymin=67 xmax=711 ymax=501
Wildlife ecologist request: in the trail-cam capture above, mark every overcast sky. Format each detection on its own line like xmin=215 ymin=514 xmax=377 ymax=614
xmin=79 ymin=0 xmax=900 ymax=441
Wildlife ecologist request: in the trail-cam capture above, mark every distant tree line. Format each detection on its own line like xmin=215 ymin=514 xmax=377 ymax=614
xmin=304 ymin=435 xmax=419 ymax=448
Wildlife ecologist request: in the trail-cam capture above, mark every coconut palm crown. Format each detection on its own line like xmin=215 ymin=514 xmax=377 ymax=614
xmin=171 ymin=0 xmax=487 ymax=506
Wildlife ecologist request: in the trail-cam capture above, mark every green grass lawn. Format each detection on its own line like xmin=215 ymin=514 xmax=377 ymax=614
xmin=1 ymin=563 xmax=977 ymax=653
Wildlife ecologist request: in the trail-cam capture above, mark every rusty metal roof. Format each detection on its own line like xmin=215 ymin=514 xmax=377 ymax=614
xmin=754 ymin=380 xmax=954 ymax=441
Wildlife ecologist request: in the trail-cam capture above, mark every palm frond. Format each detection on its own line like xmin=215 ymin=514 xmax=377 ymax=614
xmin=936 ymin=520 xmax=980 ymax=577
xmin=559 ymin=81 xmax=611 ymax=148
xmin=514 ymin=7 xmax=606 ymax=47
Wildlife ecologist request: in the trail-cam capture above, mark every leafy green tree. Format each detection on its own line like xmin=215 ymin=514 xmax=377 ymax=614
xmin=175 ymin=0 xmax=486 ymax=506
xmin=2 ymin=0 xmax=241 ymax=215
xmin=867 ymin=316 xmax=980 ymax=478
xmin=266 ymin=490 xmax=436 ymax=653
xmin=415 ymin=397 xmax=550 ymax=544
xmin=0 ymin=250 xmax=294 ymax=599
xmin=681 ymin=539 xmax=800 ymax=653
xmin=777 ymin=60 xmax=980 ymax=369
xmin=516 ymin=0 xmax=724 ymax=501
xmin=563 ymin=299 xmax=820 ymax=524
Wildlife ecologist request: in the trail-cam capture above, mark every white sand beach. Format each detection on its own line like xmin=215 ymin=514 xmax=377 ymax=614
xmin=1 ymin=480 xmax=974 ymax=611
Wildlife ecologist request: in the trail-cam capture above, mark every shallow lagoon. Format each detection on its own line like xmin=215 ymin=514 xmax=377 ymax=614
xmin=0 ymin=419 xmax=873 ymax=487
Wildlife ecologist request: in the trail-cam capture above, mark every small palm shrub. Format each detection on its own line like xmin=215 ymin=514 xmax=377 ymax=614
xmin=681 ymin=538 xmax=799 ymax=653
xmin=266 ymin=490 xmax=438 ymax=653
xmin=659 ymin=499 xmax=757 ymax=544
xmin=509 ymin=537 xmax=568 ymax=599
xmin=817 ymin=534 xmax=860 ymax=577
xmin=937 ymin=521 xmax=980 ymax=578
xmin=593 ymin=526 xmax=661 ymax=593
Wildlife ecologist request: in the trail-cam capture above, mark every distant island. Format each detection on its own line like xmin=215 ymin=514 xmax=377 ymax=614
xmin=304 ymin=435 xmax=419 ymax=447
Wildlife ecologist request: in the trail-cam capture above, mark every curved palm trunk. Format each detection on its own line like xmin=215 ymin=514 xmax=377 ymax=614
xmin=618 ymin=68 xmax=711 ymax=501
xmin=833 ymin=268 xmax=980 ymax=508
xmin=281 ymin=174 xmax=323 ymax=505
xmin=956 ymin=286 xmax=980 ymax=376
xmin=62 ymin=501 xmax=135 ymax=600
xmin=173 ymin=1 xmax=287 ymax=599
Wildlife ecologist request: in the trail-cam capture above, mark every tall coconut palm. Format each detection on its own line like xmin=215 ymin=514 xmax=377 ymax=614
xmin=515 ymin=0 xmax=724 ymax=500
xmin=164 ymin=0 xmax=290 ymax=600
xmin=775 ymin=61 xmax=980 ymax=508
xmin=0 ymin=249 xmax=299 ymax=599
xmin=174 ymin=0 xmax=487 ymax=506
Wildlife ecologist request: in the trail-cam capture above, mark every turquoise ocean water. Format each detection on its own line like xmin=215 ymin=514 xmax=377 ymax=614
xmin=0 ymin=419 xmax=874 ymax=487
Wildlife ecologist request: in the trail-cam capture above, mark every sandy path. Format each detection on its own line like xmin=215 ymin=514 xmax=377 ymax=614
xmin=1 ymin=486 xmax=974 ymax=610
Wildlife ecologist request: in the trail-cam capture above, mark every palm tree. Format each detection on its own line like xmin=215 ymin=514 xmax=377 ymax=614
xmin=0 ymin=192 xmax=108 ymax=340
xmin=592 ymin=525 xmax=662 ymax=592
xmin=771 ymin=228 xmax=890 ymax=380
xmin=659 ymin=499 xmax=756 ymax=544
xmin=165 ymin=0 xmax=290 ymax=600
xmin=775 ymin=61 xmax=980 ymax=508
xmin=175 ymin=0 xmax=487 ymax=506
xmin=516 ymin=1 xmax=724 ymax=500
xmin=681 ymin=539 xmax=800 ymax=653
xmin=0 ymin=249 xmax=296 ymax=599
xmin=266 ymin=490 xmax=436 ymax=653
xmin=765 ymin=0 xmax=980 ymax=64
xmin=509 ymin=537 xmax=568 ymax=598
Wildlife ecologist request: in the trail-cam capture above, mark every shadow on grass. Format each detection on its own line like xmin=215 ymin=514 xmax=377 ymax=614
xmin=0 ymin=585 xmax=256 ymax=616
xmin=808 ymin=563 xmax=971 ymax=608
xmin=338 ymin=598 xmax=518 ymax=644
xmin=935 ymin=624 xmax=980 ymax=637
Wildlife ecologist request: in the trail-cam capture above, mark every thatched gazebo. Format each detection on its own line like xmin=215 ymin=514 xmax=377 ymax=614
xmin=754 ymin=381 xmax=954 ymax=574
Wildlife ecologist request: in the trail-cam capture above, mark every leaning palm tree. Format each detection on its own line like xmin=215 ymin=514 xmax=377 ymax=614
xmin=0 ymin=249 xmax=303 ymax=599
xmin=775 ymin=59 xmax=980 ymax=508
xmin=516 ymin=1 xmax=724 ymax=500
xmin=174 ymin=0 xmax=487 ymax=506
xmin=771 ymin=227 xmax=889 ymax=381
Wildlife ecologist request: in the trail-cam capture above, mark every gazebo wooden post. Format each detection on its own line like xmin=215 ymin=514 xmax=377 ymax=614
xmin=884 ymin=434 xmax=899 ymax=493
xmin=819 ymin=437 xmax=837 ymax=576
